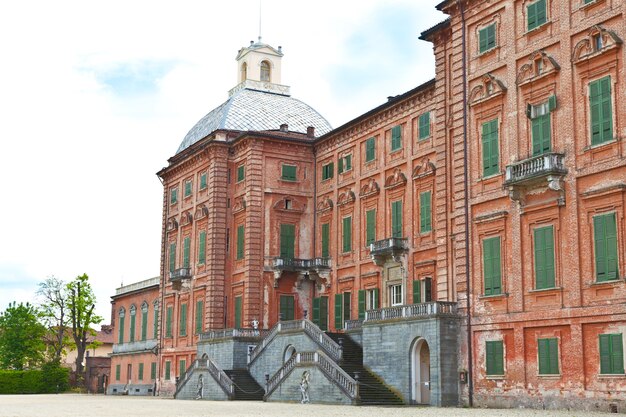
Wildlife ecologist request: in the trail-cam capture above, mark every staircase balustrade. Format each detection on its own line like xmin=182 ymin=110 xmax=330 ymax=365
xmin=174 ymin=356 xmax=234 ymax=399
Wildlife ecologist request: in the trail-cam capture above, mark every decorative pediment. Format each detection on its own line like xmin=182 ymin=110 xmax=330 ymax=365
xmin=317 ymin=197 xmax=333 ymax=213
xmin=572 ymin=25 xmax=622 ymax=64
xmin=180 ymin=211 xmax=193 ymax=226
xmin=469 ymin=73 xmax=507 ymax=106
xmin=233 ymin=197 xmax=246 ymax=214
xmin=359 ymin=178 xmax=380 ymax=199
xmin=272 ymin=196 xmax=305 ymax=213
xmin=337 ymin=189 xmax=356 ymax=207
xmin=166 ymin=217 xmax=178 ymax=232
xmin=516 ymin=50 xmax=560 ymax=86
xmin=412 ymin=159 xmax=436 ymax=179
xmin=194 ymin=204 xmax=208 ymax=220
xmin=384 ymin=168 xmax=407 ymax=189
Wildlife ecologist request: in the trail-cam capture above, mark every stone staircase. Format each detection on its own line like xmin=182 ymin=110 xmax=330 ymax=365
xmin=224 ymin=369 xmax=264 ymax=401
xmin=326 ymin=332 xmax=404 ymax=406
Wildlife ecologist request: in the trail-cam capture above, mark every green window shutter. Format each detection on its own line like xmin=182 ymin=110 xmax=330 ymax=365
xmin=236 ymin=225 xmax=244 ymax=260
xmin=600 ymin=334 xmax=624 ymax=374
xmin=165 ymin=361 xmax=171 ymax=380
xmin=358 ymin=289 xmax=366 ymax=320
xmin=312 ymin=297 xmax=320 ymax=326
xmin=366 ymin=209 xmax=376 ymax=245
xmin=424 ymin=278 xmax=433 ymax=302
xmin=594 ymin=213 xmax=619 ymax=282
xmin=165 ymin=306 xmax=172 ymax=338
xmin=392 ymin=200 xmax=403 ymax=238
xmin=391 ymin=125 xmax=402 ymax=151
xmin=169 ymin=243 xmax=176 ymax=273
xmin=179 ymin=360 xmax=186 ymax=378
xmin=599 ymin=334 xmax=612 ymax=374
xmin=413 ymin=280 xmax=422 ymax=304
xmin=280 ymin=295 xmax=294 ymax=321
xmin=153 ymin=307 xmax=158 ymax=339
xmin=237 ymin=165 xmax=245 ymax=182
xmin=589 ymin=76 xmax=613 ymax=145
xmin=482 ymin=119 xmax=499 ymax=177
xmin=343 ymin=292 xmax=351 ymax=321
xmin=527 ymin=0 xmax=546 ymax=31
xmin=420 ymin=191 xmax=432 ymax=233
xmin=365 ymin=137 xmax=376 ymax=162
xmin=548 ymin=95 xmax=557 ymax=112
xmin=115 ymin=364 xmax=121 ymax=381
xmin=141 ymin=309 xmax=148 ymax=341
xmin=479 ymin=24 xmax=496 ymax=54
xmin=281 ymin=165 xmax=296 ymax=181
xmin=184 ymin=181 xmax=192 ymax=197
xmin=321 ymin=223 xmax=330 ymax=258
xmin=183 ymin=237 xmax=190 ymax=268
xmin=179 ymin=303 xmax=187 ymax=336
xmin=534 ymin=226 xmax=555 ymax=289
xmin=118 ymin=316 xmax=125 ymax=344
xmin=170 ymin=188 xmax=177 ymax=204
xmin=531 ymin=114 xmax=551 ymax=156
xmin=334 ymin=294 xmax=343 ymax=330
xmin=322 ymin=163 xmax=334 ymax=180
xmin=346 ymin=154 xmax=352 ymax=171
xmin=418 ymin=112 xmax=431 ymax=140
xmin=342 ymin=216 xmax=352 ymax=252
xmin=151 ymin=362 xmax=157 ymax=380
xmin=234 ymin=296 xmax=242 ymax=328
xmin=486 ymin=341 xmax=504 ymax=375
xmin=280 ymin=224 xmax=296 ymax=258
xmin=198 ymin=231 xmax=206 ymax=265
xmin=138 ymin=363 xmax=144 ymax=380
xmin=319 ymin=296 xmax=328 ymax=330
xmin=195 ymin=300 xmax=203 ymax=334
xmin=538 ymin=338 xmax=559 ymax=374
xmin=373 ymin=288 xmax=379 ymax=308
xmin=338 ymin=156 xmax=344 ymax=174
xmin=200 ymin=172 xmax=207 ymax=189
xmin=483 ymin=237 xmax=502 ymax=296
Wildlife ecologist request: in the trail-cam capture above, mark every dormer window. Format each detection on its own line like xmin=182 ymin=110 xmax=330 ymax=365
xmin=260 ymin=61 xmax=271 ymax=82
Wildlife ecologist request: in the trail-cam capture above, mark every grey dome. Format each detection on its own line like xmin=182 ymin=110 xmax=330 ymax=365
xmin=177 ymin=88 xmax=332 ymax=154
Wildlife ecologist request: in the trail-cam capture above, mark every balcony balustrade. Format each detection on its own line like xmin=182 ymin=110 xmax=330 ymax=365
xmin=369 ymin=237 xmax=408 ymax=265
xmin=271 ymin=257 xmax=331 ymax=271
xmin=170 ymin=267 xmax=192 ymax=281
xmin=504 ymin=152 xmax=567 ymax=204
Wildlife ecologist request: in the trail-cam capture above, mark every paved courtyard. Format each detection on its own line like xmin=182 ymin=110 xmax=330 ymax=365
xmin=0 ymin=395 xmax=618 ymax=417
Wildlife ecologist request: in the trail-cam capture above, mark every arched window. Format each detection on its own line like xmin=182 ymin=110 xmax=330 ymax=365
xmin=129 ymin=305 xmax=137 ymax=343
xmin=141 ymin=302 xmax=149 ymax=341
xmin=260 ymin=60 xmax=271 ymax=82
xmin=241 ymin=62 xmax=248 ymax=81
xmin=118 ymin=307 xmax=126 ymax=344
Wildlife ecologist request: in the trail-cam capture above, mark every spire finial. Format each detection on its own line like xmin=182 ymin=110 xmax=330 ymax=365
xmin=258 ymin=0 xmax=262 ymax=42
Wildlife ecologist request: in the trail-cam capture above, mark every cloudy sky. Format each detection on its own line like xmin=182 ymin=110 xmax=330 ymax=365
xmin=0 ymin=1 xmax=445 ymax=322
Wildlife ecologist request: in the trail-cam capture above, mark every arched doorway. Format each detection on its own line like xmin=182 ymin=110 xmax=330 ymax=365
xmin=284 ymin=345 xmax=296 ymax=363
xmin=411 ymin=338 xmax=430 ymax=405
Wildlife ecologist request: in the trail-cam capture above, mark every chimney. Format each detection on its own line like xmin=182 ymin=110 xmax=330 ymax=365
xmin=307 ymin=126 xmax=315 ymax=138
xmin=280 ymin=123 xmax=288 ymax=132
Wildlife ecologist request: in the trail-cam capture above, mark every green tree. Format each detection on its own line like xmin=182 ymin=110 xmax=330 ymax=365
xmin=37 ymin=276 xmax=70 ymax=363
xmin=66 ymin=274 xmax=103 ymax=381
xmin=0 ymin=302 xmax=46 ymax=370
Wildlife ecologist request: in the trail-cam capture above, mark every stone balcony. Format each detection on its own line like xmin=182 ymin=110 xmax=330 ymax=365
xmin=369 ymin=237 xmax=408 ymax=266
xmin=170 ymin=267 xmax=192 ymax=291
xmin=504 ymin=152 xmax=567 ymax=204
xmin=112 ymin=339 xmax=158 ymax=355
xmin=270 ymin=258 xmax=331 ymax=289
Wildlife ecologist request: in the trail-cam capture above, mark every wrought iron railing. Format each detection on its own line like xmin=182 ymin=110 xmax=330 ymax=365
xmin=364 ymin=301 xmax=458 ymax=322
xmin=170 ymin=267 xmax=192 ymax=281
xmin=369 ymin=237 xmax=408 ymax=253
xmin=504 ymin=152 xmax=566 ymax=185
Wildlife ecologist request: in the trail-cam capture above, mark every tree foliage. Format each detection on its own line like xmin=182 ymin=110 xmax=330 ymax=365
xmin=0 ymin=302 xmax=47 ymax=370
xmin=37 ymin=276 xmax=70 ymax=362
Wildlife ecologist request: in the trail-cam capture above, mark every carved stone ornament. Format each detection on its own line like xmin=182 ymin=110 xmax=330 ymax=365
xmin=384 ymin=168 xmax=407 ymax=190
xmin=572 ymin=25 xmax=623 ymax=64
xmin=516 ymin=50 xmax=560 ymax=86
xmin=469 ymin=73 xmax=507 ymax=106
xmin=166 ymin=217 xmax=178 ymax=232
xmin=232 ymin=197 xmax=246 ymax=214
xmin=272 ymin=196 xmax=306 ymax=213
xmin=180 ymin=211 xmax=193 ymax=226
xmin=316 ymin=197 xmax=333 ymax=213
xmin=412 ymin=159 xmax=436 ymax=179
xmin=194 ymin=204 xmax=208 ymax=220
xmin=337 ymin=189 xmax=356 ymax=207
xmin=359 ymin=178 xmax=380 ymax=199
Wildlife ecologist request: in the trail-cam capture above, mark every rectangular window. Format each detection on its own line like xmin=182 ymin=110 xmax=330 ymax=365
xmin=342 ymin=216 xmax=352 ymax=253
xmin=479 ymin=24 xmax=496 ymax=53
xmin=343 ymin=292 xmax=351 ymax=322
xmin=334 ymin=293 xmax=343 ymax=330
xmin=183 ymin=236 xmax=190 ymax=268
xmin=281 ymin=164 xmax=297 ymax=181
xmin=589 ymin=76 xmax=613 ymax=145
xmin=419 ymin=191 xmax=432 ymax=233
xmin=390 ymin=284 xmax=403 ymax=306
xmin=534 ymin=225 xmax=555 ymax=289
xmin=312 ymin=296 xmax=328 ymax=331
xmin=593 ymin=212 xmax=619 ymax=282
xmin=165 ymin=306 xmax=173 ymax=338
xmin=321 ymin=162 xmax=334 ymax=181
xmin=358 ymin=289 xmax=366 ymax=320
xmin=482 ymin=119 xmax=499 ymax=177
xmin=179 ymin=359 xmax=186 ymax=379
xmin=138 ymin=363 xmax=144 ymax=380
xmin=391 ymin=200 xmax=403 ymax=238
xmin=115 ymin=364 xmax=121 ymax=381
xmin=531 ymin=114 xmax=551 ymax=155
xmin=200 ymin=172 xmax=207 ymax=190
xmin=184 ymin=180 xmax=192 ymax=197
xmin=280 ymin=295 xmax=295 ymax=321
xmin=280 ymin=224 xmax=296 ymax=258
xmin=599 ymin=334 xmax=624 ymax=374
xmin=195 ymin=300 xmax=203 ymax=335
xmin=236 ymin=164 xmax=245 ymax=182
xmin=418 ymin=112 xmax=431 ymax=140
xmin=234 ymin=296 xmax=242 ymax=328
xmin=366 ymin=209 xmax=376 ymax=245
xmin=338 ymin=154 xmax=352 ymax=173
xmin=179 ymin=303 xmax=187 ymax=337
xmin=169 ymin=242 xmax=176 ymax=274
xmin=486 ymin=340 xmax=504 ymax=376
xmin=366 ymin=288 xmax=379 ymax=310
xmin=527 ymin=0 xmax=547 ymax=31
xmin=198 ymin=231 xmax=206 ymax=265
xmin=483 ymin=236 xmax=502 ymax=296
xmin=391 ymin=125 xmax=402 ymax=151
xmin=164 ymin=361 xmax=171 ymax=380
xmin=236 ymin=225 xmax=244 ymax=260
xmin=321 ymin=223 xmax=330 ymax=258
xmin=537 ymin=337 xmax=559 ymax=375
xmin=150 ymin=362 xmax=157 ymax=380
xmin=365 ymin=137 xmax=376 ymax=162
xmin=170 ymin=188 xmax=178 ymax=205
xmin=424 ymin=277 xmax=433 ymax=302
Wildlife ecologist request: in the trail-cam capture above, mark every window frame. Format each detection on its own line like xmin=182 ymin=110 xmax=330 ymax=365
xmin=533 ymin=225 xmax=556 ymax=290
xmin=418 ymin=112 xmax=431 ymax=140
xmin=486 ymin=340 xmax=505 ymax=376
xmin=321 ymin=162 xmax=334 ymax=181
xmin=390 ymin=284 xmax=403 ymax=306
xmin=390 ymin=125 xmax=402 ymax=152
xmin=593 ymin=212 xmax=619 ymax=282
xmin=365 ymin=137 xmax=376 ymax=162
xmin=170 ymin=187 xmax=178 ymax=205
xmin=599 ymin=333 xmax=625 ymax=375
xmin=281 ymin=164 xmax=297 ymax=181
xmin=184 ymin=180 xmax=192 ymax=198
xmin=537 ymin=337 xmax=560 ymax=375
xmin=481 ymin=118 xmax=500 ymax=177
xmin=589 ymin=76 xmax=614 ymax=146
xmin=236 ymin=164 xmax=245 ymax=183
xmin=478 ymin=23 xmax=497 ymax=54
xmin=483 ymin=236 xmax=502 ymax=296
xmin=526 ymin=0 xmax=548 ymax=32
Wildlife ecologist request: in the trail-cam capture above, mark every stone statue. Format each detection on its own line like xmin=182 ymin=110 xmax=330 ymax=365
xmin=251 ymin=319 xmax=259 ymax=330
xmin=299 ymin=371 xmax=310 ymax=404
xmin=195 ymin=374 xmax=204 ymax=400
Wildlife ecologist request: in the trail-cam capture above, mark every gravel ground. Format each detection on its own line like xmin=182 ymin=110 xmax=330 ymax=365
xmin=0 ymin=394 xmax=617 ymax=417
